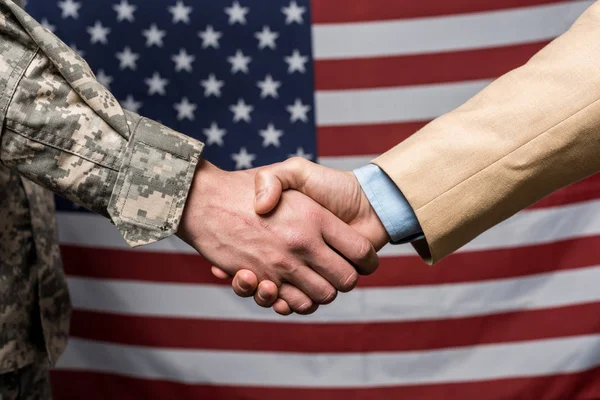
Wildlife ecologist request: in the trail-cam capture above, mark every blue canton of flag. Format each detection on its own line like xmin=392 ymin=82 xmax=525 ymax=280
xmin=25 ymin=0 xmax=317 ymax=211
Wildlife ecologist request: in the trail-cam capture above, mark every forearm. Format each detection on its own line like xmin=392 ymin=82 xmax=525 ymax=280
xmin=0 ymin=0 xmax=204 ymax=246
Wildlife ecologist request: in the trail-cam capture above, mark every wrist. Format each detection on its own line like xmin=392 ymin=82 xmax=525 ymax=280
xmin=348 ymin=170 xmax=390 ymax=251
xmin=362 ymin=193 xmax=392 ymax=251
xmin=177 ymin=159 xmax=224 ymax=245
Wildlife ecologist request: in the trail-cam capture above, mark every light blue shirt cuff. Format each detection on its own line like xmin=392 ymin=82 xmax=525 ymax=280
xmin=353 ymin=164 xmax=424 ymax=244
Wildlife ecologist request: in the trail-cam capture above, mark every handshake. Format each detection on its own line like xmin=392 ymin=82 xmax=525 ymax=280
xmin=177 ymin=157 xmax=392 ymax=316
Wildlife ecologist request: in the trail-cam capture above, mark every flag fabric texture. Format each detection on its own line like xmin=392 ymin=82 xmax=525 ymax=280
xmin=23 ymin=0 xmax=600 ymax=399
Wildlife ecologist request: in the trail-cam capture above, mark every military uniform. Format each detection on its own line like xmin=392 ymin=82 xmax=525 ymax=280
xmin=0 ymin=0 xmax=204 ymax=397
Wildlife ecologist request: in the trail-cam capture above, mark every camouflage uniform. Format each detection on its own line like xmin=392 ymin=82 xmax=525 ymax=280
xmin=0 ymin=0 xmax=204 ymax=397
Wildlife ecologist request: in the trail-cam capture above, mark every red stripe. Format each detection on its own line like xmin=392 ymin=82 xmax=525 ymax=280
xmin=51 ymin=366 xmax=600 ymax=400
xmin=315 ymin=42 xmax=547 ymax=90
xmin=317 ymin=121 xmax=421 ymax=157
xmin=61 ymin=228 xmax=600 ymax=287
xmin=61 ymin=235 xmax=600 ymax=286
xmin=311 ymin=0 xmax=573 ymax=24
xmin=367 ymin=235 xmax=600 ymax=287
xmin=68 ymin=301 xmax=600 ymax=352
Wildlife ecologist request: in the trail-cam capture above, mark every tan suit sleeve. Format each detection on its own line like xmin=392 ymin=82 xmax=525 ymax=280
xmin=373 ymin=1 xmax=600 ymax=265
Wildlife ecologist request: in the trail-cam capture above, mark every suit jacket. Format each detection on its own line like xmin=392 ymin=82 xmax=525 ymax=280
xmin=374 ymin=1 xmax=600 ymax=265
xmin=0 ymin=0 xmax=203 ymax=372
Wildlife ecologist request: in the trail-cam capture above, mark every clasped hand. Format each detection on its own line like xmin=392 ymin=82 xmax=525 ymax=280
xmin=177 ymin=157 xmax=389 ymax=315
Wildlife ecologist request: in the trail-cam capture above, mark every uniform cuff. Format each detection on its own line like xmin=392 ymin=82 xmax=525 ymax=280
xmin=107 ymin=114 xmax=204 ymax=247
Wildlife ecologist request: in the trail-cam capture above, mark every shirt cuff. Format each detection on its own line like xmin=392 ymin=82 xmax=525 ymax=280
xmin=353 ymin=163 xmax=423 ymax=244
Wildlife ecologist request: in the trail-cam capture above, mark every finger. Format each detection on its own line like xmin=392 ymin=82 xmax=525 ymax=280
xmin=307 ymin=244 xmax=360 ymax=293
xmin=254 ymin=280 xmax=279 ymax=308
xmin=285 ymin=265 xmax=338 ymax=305
xmin=211 ymin=266 xmax=232 ymax=280
xmin=273 ymin=298 xmax=293 ymax=316
xmin=278 ymin=283 xmax=319 ymax=315
xmin=254 ymin=158 xmax=310 ymax=215
xmin=321 ymin=212 xmax=380 ymax=276
xmin=231 ymin=270 xmax=259 ymax=298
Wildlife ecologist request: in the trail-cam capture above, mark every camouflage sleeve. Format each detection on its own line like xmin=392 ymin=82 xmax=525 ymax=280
xmin=0 ymin=0 xmax=204 ymax=246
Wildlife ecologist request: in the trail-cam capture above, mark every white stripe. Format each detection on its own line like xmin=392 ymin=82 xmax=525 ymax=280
xmin=56 ymin=199 xmax=600 ymax=257
xmin=67 ymin=265 xmax=600 ymax=322
xmin=58 ymin=212 xmax=197 ymax=254
xmin=315 ymin=80 xmax=490 ymax=126
xmin=318 ymin=155 xmax=377 ymax=171
xmin=312 ymin=1 xmax=591 ymax=60
xmin=56 ymin=335 xmax=600 ymax=386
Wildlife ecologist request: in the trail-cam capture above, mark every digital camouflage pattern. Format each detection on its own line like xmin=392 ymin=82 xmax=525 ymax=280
xmin=0 ymin=0 xmax=204 ymax=385
xmin=0 ymin=354 xmax=52 ymax=399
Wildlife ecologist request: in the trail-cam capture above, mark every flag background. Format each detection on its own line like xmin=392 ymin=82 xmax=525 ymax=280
xmin=23 ymin=0 xmax=600 ymax=398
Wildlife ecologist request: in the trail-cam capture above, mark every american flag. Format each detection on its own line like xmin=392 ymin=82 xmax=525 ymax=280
xmin=25 ymin=0 xmax=600 ymax=398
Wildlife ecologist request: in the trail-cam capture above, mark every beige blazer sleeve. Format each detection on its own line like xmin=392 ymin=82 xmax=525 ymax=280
xmin=373 ymin=1 xmax=600 ymax=265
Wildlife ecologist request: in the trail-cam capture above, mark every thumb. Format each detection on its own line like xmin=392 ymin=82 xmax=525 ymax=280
xmin=254 ymin=158 xmax=311 ymax=214
xmin=211 ymin=266 xmax=232 ymax=280
xmin=254 ymin=166 xmax=284 ymax=215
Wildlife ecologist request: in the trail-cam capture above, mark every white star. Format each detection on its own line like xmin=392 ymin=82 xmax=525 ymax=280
xmin=200 ymin=74 xmax=224 ymax=97
xmin=145 ymin=72 xmax=169 ymax=95
xmin=228 ymin=50 xmax=251 ymax=74
xmin=87 ymin=21 xmax=110 ymax=44
xmin=288 ymin=147 xmax=313 ymax=160
xmin=203 ymin=122 xmax=227 ymax=146
xmin=174 ymin=97 xmax=197 ymax=121
xmin=257 ymin=75 xmax=281 ymax=98
xmin=255 ymin=26 xmax=278 ymax=50
xmin=230 ymin=99 xmax=253 ymax=123
xmin=282 ymin=1 xmax=306 ymax=24
xmin=40 ymin=19 xmax=56 ymax=33
xmin=172 ymin=49 xmax=195 ymax=72
xmin=96 ymin=69 xmax=113 ymax=89
xmin=225 ymin=1 xmax=249 ymax=25
xmin=198 ymin=25 xmax=222 ymax=49
xmin=285 ymin=50 xmax=308 ymax=74
xmin=143 ymin=25 xmax=166 ymax=47
xmin=121 ymin=95 xmax=142 ymax=113
xmin=58 ymin=0 xmax=81 ymax=19
xmin=70 ymin=43 xmax=85 ymax=57
xmin=287 ymin=99 xmax=311 ymax=123
xmin=113 ymin=0 xmax=136 ymax=22
xmin=232 ymin=147 xmax=256 ymax=170
xmin=116 ymin=47 xmax=139 ymax=70
xmin=259 ymin=124 xmax=283 ymax=147
xmin=169 ymin=1 xmax=193 ymax=24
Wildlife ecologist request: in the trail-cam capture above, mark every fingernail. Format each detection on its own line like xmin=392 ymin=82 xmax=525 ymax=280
xmin=258 ymin=291 xmax=266 ymax=300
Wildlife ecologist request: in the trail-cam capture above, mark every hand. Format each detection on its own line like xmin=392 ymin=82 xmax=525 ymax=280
xmin=212 ymin=157 xmax=390 ymax=314
xmin=176 ymin=159 xmax=380 ymax=312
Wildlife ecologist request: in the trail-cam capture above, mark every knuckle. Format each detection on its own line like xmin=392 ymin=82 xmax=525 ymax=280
xmin=255 ymin=168 xmax=267 ymax=181
xmin=317 ymin=286 xmax=337 ymax=305
xmin=233 ymin=286 xmax=253 ymax=298
xmin=275 ymin=257 xmax=299 ymax=276
xmin=294 ymin=300 xmax=314 ymax=314
xmin=287 ymin=156 xmax=307 ymax=170
xmin=235 ymin=284 xmax=252 ymax=296
xmin=355 ymin=237 xmax=374 ymax=261
xmin=255 ymin=292 xmax=274 ymax=308
xmin=284 ymin=232 xmax=312 ymax=252
xmin=339 ymin=270 xmax=359 ymax=292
